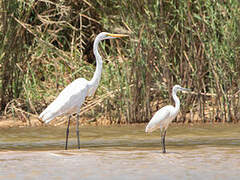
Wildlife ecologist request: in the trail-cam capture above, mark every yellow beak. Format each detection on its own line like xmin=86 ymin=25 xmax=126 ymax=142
xmin=107 ymin=33 xmax=128 ymax=38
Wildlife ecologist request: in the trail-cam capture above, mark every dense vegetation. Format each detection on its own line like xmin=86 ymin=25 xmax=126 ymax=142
xmin=0 ymin=0 xmax=240 ymax=124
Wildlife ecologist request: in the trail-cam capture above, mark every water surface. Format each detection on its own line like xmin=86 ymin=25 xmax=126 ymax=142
xmin=0 ymin=124 xmax=240 ymax=179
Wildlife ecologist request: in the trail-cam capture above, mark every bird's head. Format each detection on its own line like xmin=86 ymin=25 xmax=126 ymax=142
xmin=96 ymin=32 xmax=128 ymax=41
xmin=173 ymin=85 xmax=191 ymax=93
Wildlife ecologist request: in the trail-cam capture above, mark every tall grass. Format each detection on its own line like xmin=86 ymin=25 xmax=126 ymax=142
xmin=0 ymin=0 xmax=239 ymax=124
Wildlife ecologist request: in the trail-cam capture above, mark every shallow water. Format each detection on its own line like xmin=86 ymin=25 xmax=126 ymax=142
xmin=0 ymin=124 xmax=240 ymax=179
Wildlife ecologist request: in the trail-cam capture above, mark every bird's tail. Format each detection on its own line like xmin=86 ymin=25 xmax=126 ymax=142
xmin=145 ymin=125 xmax=151 ymax=133
xmin=39 ymin=107 xmax=60 ymax=124
xmin=145 ymin=123 xmax=157 ymax=133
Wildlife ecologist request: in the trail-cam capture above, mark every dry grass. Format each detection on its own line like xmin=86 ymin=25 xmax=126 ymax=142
xmin=0 ymin=0 xmax=240 ymax=125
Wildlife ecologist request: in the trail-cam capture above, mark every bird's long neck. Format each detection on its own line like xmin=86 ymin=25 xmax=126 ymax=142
xmin=172 ymin=89 xmax=180 ymax=112
xmin=89 ymin=38 xmax=103 ymax=87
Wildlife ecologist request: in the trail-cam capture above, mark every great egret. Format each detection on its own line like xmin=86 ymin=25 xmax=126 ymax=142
xmin=39 ymin=32 xmax=128 ymax=150
xmin=145 ymin=85 xmax=191 ymax=153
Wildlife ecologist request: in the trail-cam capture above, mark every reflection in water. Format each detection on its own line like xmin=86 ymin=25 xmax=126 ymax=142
xmin=0 ymin=124 xmax=240 ymax=179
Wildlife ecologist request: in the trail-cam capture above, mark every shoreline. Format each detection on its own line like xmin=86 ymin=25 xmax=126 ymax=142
xmin=0 ymin=116 xmax=238 ymax=129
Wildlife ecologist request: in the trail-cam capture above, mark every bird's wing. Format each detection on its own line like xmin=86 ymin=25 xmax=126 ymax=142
xmin=39 ymin=78 xmax=89 ymax=123
xmin=145 ymin=106 xmax=173 ymax=132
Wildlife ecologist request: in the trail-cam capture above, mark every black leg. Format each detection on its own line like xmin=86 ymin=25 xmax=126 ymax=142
xmin=65 ymin=116 xmax=71 ymax=150
xmin=162 ymin=130 xmax=167 ymax=153
xmin=76 ymin=114 xmax=80 ymax=149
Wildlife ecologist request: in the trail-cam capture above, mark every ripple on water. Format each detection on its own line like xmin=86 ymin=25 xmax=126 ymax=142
xmin=0 ymin=147 xmax=240 ymax=180
xmin=0 ymin=124 xmax=240 ymax=179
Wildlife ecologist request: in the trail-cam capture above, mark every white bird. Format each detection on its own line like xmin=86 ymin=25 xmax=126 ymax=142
xmin=39 ymin=32 xmax=128 ymax=150
xmin=145 ymin=85 xmax=191 ymax=153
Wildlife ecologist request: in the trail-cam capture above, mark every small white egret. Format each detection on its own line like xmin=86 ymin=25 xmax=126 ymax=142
xmin=39 ymin=32 xmax=128 ymax=150
xmin=145 ymin=85 xmax=191 ymax=153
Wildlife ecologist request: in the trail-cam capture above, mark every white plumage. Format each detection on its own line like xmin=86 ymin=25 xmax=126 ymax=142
xmin=39 ymin=78 xmax=89 ymax=123
xmin=39 ymin=32 xmax=128 ymax=149
xmin=145 ymin=85 xmax=191 ymax=153
xmin=145 ymin=105 xmax=175 ymax=133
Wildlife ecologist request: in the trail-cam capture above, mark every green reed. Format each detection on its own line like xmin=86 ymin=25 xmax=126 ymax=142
xmin=0 ymin=0 xmax=239 ymax=124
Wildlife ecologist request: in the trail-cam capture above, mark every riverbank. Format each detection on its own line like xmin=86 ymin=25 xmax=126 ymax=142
xmin=0 ymin=115 xmax=107 ymax=128
xmin=0 ymin=115 xmax=239 ymax=129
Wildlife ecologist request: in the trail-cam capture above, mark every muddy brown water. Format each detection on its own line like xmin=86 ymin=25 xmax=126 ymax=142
xmin=0 ymin=124 xmax=240 ymax=179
